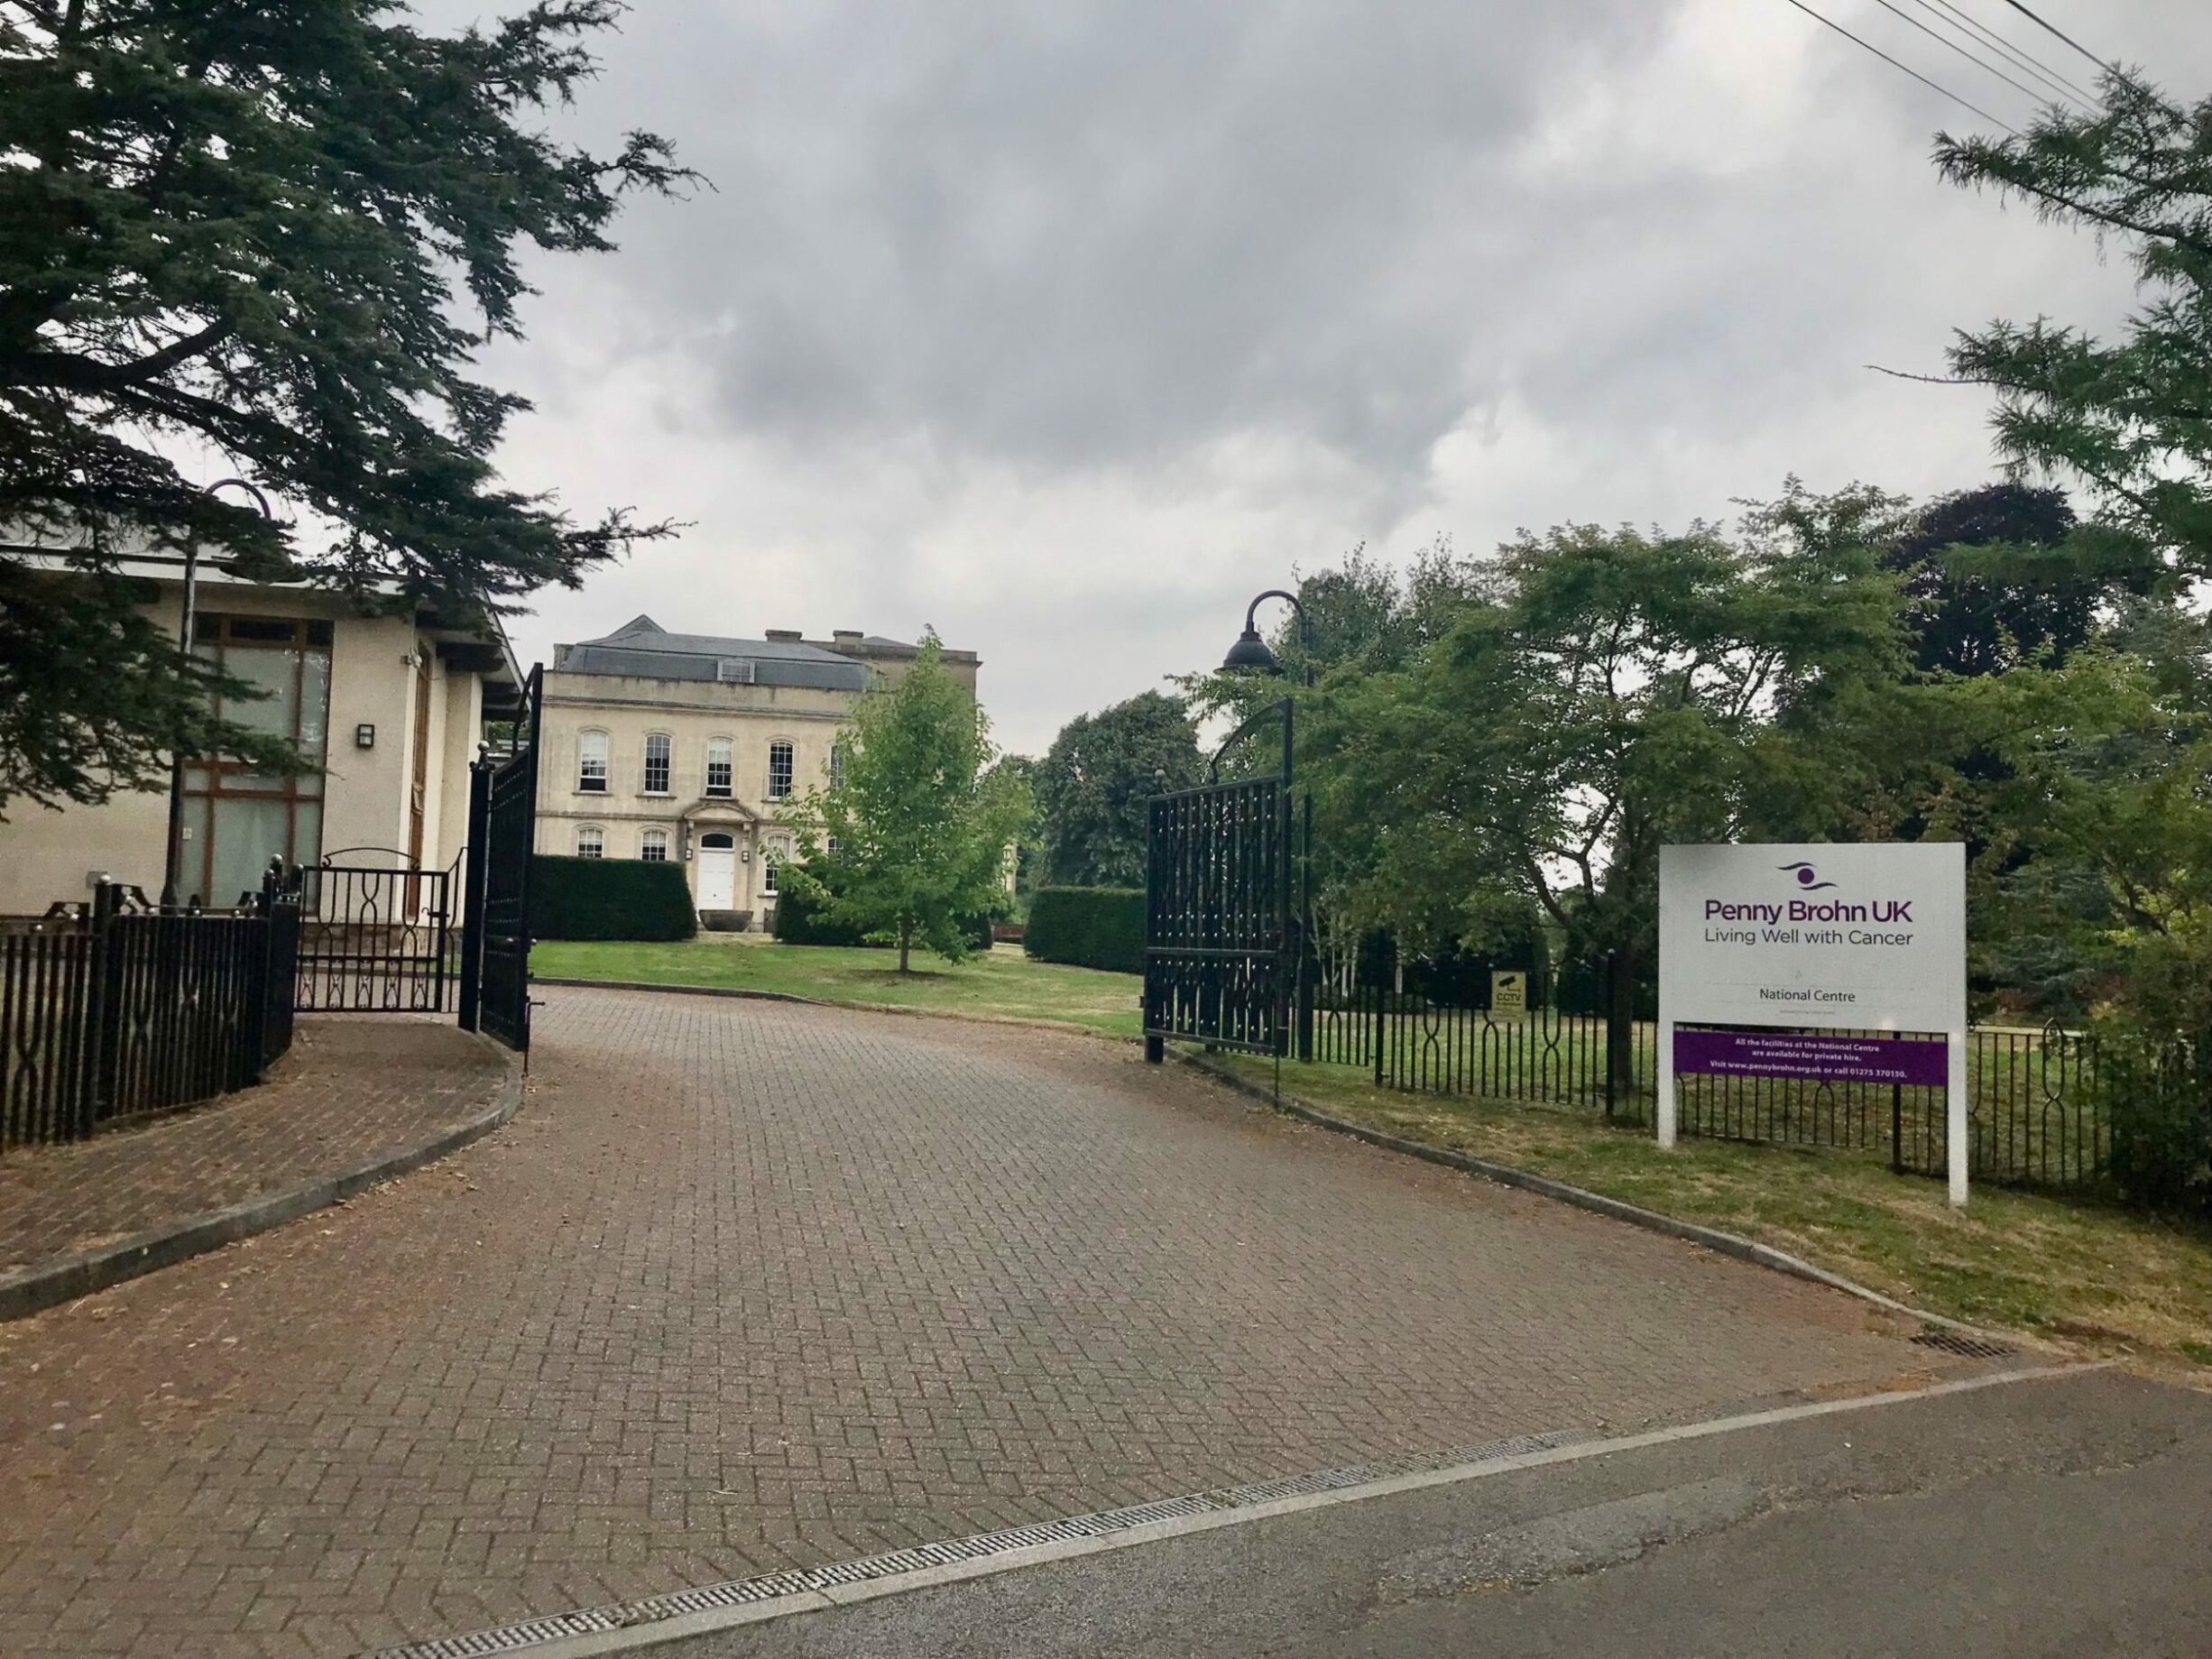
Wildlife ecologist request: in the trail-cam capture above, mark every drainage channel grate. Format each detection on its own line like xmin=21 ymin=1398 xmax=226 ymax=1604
xmin=363 ymin=1427 xmax=1593 ymax=1659
xmin=1911 ymin=1326 xmax=2016 ymax=1359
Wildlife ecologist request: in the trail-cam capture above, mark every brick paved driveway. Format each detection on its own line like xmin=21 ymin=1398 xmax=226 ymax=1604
xmin=0 ymin=1019 xmax=505 ymax=1282
xmin=0 ymin=987 xmax=1966 ymax=1658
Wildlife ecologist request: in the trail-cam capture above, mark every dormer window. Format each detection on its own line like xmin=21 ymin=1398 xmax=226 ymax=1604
xmin=716 ymin=658 xmax=756 ymax=684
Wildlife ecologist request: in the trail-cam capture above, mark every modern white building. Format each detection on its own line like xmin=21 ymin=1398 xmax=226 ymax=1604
xmin=536 ymin=616 xmax=981 ymax=926
xmin=0 ymin=548 xmax=522 ymax=915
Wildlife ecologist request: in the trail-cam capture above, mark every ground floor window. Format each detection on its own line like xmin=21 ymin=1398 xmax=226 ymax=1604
xmin=576 ymin=825 xmax=605 ymax=858
xmin=183 ymin=614 xmax=332 ymax=906
xmin=640 ymin=828 xmax=668 ymax=862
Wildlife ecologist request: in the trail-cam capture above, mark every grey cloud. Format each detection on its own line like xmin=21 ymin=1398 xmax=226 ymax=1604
xmin=415 ymin=0 xmax=2212 ymax=752
xmin=540 ymin=1 xmax=1673 ymax=475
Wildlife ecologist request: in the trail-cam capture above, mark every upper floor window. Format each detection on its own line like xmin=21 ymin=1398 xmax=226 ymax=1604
xmin=643 ymin=733 xmax=671 ymax=795
xmin=576 ymin=825 xmax=605 ymax=859
xmin=828 ymin=742 xmax=846 ymax=787
xmin=640 ymin=828 xmax=669 ymax=862
xmin=767 ymin=739 xmax=795 ymax=799
xmin=705 ymin=737 xmax=733 ymax=798
xmin=577 ymin=730 xmax=609 ymax=793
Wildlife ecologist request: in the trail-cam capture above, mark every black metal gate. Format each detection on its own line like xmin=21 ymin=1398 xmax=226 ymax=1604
xmin=1142 ymin=771 xmax=1291 ymax=1060
xmin=293 ymin=853 xmax=456 ymax=1012
xmin=459 ymin=666 xmax=541 ymax=1052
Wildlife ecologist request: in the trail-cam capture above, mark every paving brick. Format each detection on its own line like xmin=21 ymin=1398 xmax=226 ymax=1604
xmin=0 ymin=1018 xmax=506 ymax=1278
xmin=0 ymin=987 xmax=1964 ymax=1657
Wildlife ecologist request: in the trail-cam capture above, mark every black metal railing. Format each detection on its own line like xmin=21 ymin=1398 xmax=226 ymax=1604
xmin=1295 ymin=990 xmax=2181 ymax=1198
xmin=294 ymin=853 xmax=456 ymax=1013
xmin=1309 ymin=986 xmax=1639 ymax=1116
xmin=0 ymin=873 xmax=302 ymax=1154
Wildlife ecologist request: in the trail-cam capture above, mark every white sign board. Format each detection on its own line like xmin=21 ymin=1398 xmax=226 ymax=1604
xmin=1658 ymin=843 xmax=1969 ymax=1203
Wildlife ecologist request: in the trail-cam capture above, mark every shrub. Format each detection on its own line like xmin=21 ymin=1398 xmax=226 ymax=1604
xmin=1025 ymin=886 xmax=1144 ymax=974
xmin=772 ymin=871 xmax=869 ymax=945
xmin=530 ymin=855 xmax=696 ymax=942
xmin=2101 ymin=1026 xmax=2212 ymax=1217
xmin=774 ymin=867 xmax=998 ymax=952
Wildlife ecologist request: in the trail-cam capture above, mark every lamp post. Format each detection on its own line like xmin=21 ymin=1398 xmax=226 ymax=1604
xmin=162 ymin=478 xmax=275 ymax=911
xmin=1220 ymin=588 xmax=1315 ymax=1062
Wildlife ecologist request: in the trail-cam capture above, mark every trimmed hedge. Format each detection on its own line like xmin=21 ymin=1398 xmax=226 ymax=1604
xmin=530 ymin=855 xmax=697 ymax=942
xmin=771 ymin=875 xmax=868 ymax=945
xmin=1025 ymin=886 xmax=1144 ymax=974
xmin=772 ymin=872 xmax=998 ymax=953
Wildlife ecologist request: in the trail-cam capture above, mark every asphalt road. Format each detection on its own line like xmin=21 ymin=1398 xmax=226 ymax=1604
xmin=653 ymin=1367 xmax=2212 ymax=1659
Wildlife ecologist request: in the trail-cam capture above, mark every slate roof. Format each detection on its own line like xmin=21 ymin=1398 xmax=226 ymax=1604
xmin=555 ymin=615 xmax=874 ymax=691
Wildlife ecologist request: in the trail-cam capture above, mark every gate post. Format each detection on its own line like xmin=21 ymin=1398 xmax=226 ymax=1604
xmin=456 ymin=751 xmax=490 ymax=1032
xmin=79 ymin=880 xmax=124 ymax=1138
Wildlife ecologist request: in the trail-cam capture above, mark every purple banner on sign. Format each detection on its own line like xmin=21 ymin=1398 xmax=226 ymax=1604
xmin=1674 ymin=1028 xmax=1948 ymax=1088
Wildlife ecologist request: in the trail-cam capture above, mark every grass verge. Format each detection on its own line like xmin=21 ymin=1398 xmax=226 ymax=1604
xmin=1221 ymin=1054 xmax=2212 ymax=1374
xmin=530 ymin=939 xmax=1144 ymax=1038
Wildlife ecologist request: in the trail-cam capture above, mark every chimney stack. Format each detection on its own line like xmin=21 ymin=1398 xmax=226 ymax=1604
xmin=765 ymin=629 xmax=803 ymax=642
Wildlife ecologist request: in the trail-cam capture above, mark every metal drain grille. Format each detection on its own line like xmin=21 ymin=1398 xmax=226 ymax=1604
xmin=363 ymin=1427 xmax=1592 ymax=1659
xmin=1911 ymin=1326 xmax=2016 ymax=1359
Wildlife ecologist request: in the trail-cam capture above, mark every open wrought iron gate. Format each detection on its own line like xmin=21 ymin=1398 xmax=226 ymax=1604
xmin=459 ymin=666 xmax=541 ymax=1052
xmin=1142 ymin=771 xmax=1291 ymax=1062
xmin=293 ymin=854 xmax=456 ymax=1012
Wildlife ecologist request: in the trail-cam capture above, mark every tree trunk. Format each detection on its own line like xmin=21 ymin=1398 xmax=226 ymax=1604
xmin=1607 ymin=943 xmax=1636 ymax=1111
xmin=899 ymin=920 xmax=911 ymax=974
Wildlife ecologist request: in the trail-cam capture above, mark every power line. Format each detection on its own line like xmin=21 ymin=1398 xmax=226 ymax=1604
xmin=1864 ymin=0 xmax=2063 ymax=110
xmin=1912 ymin=0 xmax=2102 ymax=109
xmin=1778 ymin=0 xmax=2019 ymax=134
xmin=1993 ymin=0 xmax=2124 ymax=85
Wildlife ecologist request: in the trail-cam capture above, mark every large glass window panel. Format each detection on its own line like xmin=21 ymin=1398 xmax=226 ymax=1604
xmin=296 ymin=650 xmax=331 ymax=765
xmin=224 ymin=645 xmax=302 ymax=741
xmin=208 ymin=796 xmax=293 ymax=908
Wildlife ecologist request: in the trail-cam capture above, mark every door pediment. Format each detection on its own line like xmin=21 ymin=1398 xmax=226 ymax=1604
xmin=681 ymin=797 xmax=760 ymax=829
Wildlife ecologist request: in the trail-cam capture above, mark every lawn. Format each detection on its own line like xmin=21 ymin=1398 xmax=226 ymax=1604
xmin=1221 ymin=1053 xmax=2212 ymax=1374
xmin=531 ymin=937 xmax=1144 ymax=1038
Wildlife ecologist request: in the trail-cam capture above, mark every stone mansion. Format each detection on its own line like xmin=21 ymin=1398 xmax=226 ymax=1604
xmin=536 ymin=616 xmax=981 ymax=926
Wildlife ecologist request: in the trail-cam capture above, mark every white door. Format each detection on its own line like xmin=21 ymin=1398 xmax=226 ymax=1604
xmin=696 ymin=841 xmax=736 ymax=910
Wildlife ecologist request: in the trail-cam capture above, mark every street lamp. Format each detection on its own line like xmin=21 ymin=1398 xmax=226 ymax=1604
xmin=1218 ymin=588 xmax=1312 ymax=685
xmin=162 ymin=478 xmax=276 ymax=910
xmin=1220 ymin=588 xmax=1315 ymax=1061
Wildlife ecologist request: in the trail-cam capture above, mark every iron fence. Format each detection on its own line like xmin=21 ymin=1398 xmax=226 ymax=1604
xmin=1303 ymin=990 xmax=2172 ymax=1198
xmin=0 ymin=875 xmax=301 ymax=1154
xmin=294 ymin=854 xmax=456 ymax=1013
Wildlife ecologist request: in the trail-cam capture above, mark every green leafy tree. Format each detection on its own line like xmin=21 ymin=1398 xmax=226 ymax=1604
xmin=1312 ymin=514 xmax=1905 ymax=1064
xmin=1937 ymin=71 xmax=2212 ymax=578
xmin=1886 ymin=483 xmax=2120 ymax=677
xmin=785 ymin=636 xmax=1031 ymax=972
xmin=1034 ymin=691 xmax=1203 ymax=887
xmin=0 ymin=0 xmax=691 ymax=814
xmin=1966 ymin=609 xmax=2212 ymax=1034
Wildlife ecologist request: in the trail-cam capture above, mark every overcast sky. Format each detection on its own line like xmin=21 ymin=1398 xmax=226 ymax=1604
xmin=422 ymin=0 xmax=2212 ymax=756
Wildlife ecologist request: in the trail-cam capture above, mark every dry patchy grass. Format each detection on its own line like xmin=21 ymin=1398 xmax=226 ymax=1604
xmin=1225 ymin=1055 xmax=2212 ymax=1373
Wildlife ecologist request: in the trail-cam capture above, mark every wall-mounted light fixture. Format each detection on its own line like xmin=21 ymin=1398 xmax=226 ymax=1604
xmin=355 ymin=724 xmax=376 ymax=749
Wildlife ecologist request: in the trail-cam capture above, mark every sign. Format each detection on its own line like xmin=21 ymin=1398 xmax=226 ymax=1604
xmin=1673 ymin=1028 xmax=1948 ymax=1089
xmin=1490 ymin=970 xmax=1527 ymax=1015
xmin=1658 ymin=843 xmax=1969 ymax=1203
